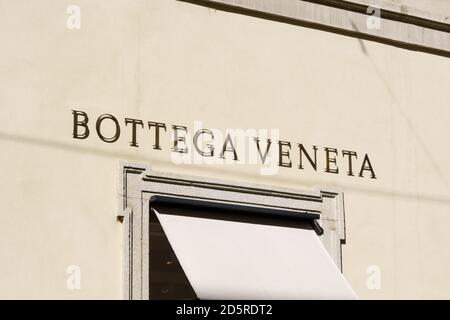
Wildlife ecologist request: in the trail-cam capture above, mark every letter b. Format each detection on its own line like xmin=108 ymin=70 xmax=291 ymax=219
xmin=72 ymin=110 xmax=90 ymax=139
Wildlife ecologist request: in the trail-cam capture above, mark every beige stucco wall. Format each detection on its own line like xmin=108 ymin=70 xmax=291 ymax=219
xmin=0 ymin=0 xmax=449 ymax=299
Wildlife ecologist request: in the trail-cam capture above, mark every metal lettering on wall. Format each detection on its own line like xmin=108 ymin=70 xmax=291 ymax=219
xmin=71 ymin=109 xmax=377 ymax=179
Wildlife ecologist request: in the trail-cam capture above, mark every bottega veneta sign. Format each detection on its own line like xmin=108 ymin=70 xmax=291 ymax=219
xmin=71 ymin=110 xmax=377 ymax=179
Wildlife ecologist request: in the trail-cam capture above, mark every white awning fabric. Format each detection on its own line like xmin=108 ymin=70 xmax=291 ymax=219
xmin=152 ymin=207 xmax=357 ymax=300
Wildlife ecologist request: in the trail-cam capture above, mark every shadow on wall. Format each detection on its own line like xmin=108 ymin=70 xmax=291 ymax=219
xmin=1 ymin=131 xmax=450 ymax=206
xmin=178 ymin=0 xmax=450 ymax=58
xmin=350 ymin=19 xmax=450 ymax=195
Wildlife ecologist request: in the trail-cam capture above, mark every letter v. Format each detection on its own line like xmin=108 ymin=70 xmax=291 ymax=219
xmin=254 ymin=138 xmax=272 ymax=164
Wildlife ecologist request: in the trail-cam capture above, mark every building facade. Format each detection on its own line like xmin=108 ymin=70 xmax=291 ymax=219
xmin=0 ymin=0 xmax=450 ymax=299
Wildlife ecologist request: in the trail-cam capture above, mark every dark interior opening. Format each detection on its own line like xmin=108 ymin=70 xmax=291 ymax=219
xmin=148 ymin=207 xmax=197 ymax=300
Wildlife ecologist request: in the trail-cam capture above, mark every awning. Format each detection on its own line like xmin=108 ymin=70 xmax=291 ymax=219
xmin=151 ymin=204 xmax=357 ymax=300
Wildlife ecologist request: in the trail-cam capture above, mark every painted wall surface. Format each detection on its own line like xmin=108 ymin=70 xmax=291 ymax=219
xmin=0 ymin=0 xmax=449 ymax=299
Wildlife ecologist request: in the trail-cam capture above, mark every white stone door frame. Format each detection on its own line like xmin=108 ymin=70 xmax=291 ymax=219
xmin=118 ymin=161 xmax=347 ymax=300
